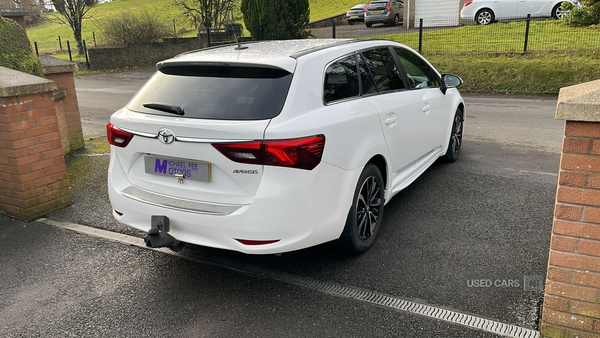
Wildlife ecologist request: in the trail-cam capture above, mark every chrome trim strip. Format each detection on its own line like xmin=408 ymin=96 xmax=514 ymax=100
xmin=121 ymin=186 xmax=246 ymax=215
xmin=117 ymin=127 xmax=157 ymax=138
xmin=115 ymin=126 xmax=251 ymax=144
xmin=175 ymin=137 xmax=252 ymax=144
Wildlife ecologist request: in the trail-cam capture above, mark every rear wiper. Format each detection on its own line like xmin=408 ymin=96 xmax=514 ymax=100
xmin=142 ymin=102 xmax=185 ymax=116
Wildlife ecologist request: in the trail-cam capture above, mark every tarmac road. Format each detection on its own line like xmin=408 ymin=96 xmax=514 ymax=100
xmin=0 ymin=69 xmax=563 ymax=337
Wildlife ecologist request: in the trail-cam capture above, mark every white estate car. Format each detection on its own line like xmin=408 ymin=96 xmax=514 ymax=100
xmin=107 ymin=39 xmax=465 ymax=254
xmin=461 ymin=0 xmax=571 ymax=25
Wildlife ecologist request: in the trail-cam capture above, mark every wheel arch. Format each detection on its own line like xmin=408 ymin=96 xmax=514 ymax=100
xmin=367 ymin=154 xmax=388 ymax=190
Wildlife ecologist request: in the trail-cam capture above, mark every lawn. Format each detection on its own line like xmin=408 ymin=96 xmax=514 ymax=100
xmin=372 ymin=20 xmax=600 ymax=54
xmin=28 ymin=0 xmax=362 ymax=48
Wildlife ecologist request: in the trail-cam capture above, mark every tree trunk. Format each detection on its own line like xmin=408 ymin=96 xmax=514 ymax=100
xmin=73 ymin=20 xmax=84 ymax=54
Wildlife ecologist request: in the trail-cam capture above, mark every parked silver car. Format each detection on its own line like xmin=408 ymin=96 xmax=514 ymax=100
xmin=365 ymin=0 xmax=404 ymax=27
xmin=346 ymin=3 xmax=368 ymax=25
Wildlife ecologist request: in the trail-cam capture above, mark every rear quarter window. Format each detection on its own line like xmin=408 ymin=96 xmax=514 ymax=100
xmin=323 ymin=55 xmax=360 ymax=104
xmin=127 ymin=66 xmax=293 ymax=120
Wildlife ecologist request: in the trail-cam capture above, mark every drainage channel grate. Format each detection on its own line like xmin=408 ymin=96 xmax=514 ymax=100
xmin=38 ymin=218 xmax=540 ymax=338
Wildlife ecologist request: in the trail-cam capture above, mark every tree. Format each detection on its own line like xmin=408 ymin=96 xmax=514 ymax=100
xmin=0 ymin=16 xmax=43 ymax=76
xmin=51 ymin=0 xmax=97 ymax=54
xmin=563 ymin=0 xmax=600 ymax=25
xmin=241 ymin=0 xmax=309 ymax=40
xmin=173 ymin=0 xmax=237 ymax=30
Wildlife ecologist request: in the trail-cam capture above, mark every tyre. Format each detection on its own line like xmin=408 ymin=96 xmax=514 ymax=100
xmin=475 ymin=9 xmax=494 ymax=25
xmin=366 ymin=23 xmax=373 ymax=27
xmin=339 ymin=164 xmax=385 ymax=253
xmin=552 ymin=2 xmax=568 ymax=19
xmin=443 ymin=109 xmax=464 ymax=163
xmin=348 ymin=21 xmax=355 ymax=25
xmin=394 ymin=14 xmax=400 ymax=26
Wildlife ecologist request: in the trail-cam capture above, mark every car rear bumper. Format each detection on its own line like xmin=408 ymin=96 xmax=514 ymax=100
xmin=365 ymin=13 xmax=396 ymax=24
xmin=108 ymin=152 xmax=362 ymax=254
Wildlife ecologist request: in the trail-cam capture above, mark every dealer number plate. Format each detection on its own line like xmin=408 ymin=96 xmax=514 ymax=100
xmin=144 ymin=156 xmax=211 ymax=182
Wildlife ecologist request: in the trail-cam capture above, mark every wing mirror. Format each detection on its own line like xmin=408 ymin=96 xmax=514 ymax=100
xmin=440 ymin=74 xmax=463 ymax=95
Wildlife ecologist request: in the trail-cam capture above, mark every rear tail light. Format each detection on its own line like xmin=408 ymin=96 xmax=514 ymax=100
xmin=387 ymin=3 xmax=392 ymax=11
xmin=107 ymin=123 xmax=133 ymax=147
xmin=212 ymin=135 xmax=325 ymax=170
xmin=362 ymin=4 xmax=369 ymax=12
xmin=464 ymin=1 xmax=472 ymax=7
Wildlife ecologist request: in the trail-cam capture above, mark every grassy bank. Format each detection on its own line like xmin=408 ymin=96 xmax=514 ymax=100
xmin=27 ymin=0 xmax=358 ymax=47
xmin=428 ymin=52 xmax=600 ymax=95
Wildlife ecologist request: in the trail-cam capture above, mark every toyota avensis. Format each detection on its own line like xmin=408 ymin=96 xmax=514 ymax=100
xmin=107 ymin=39 xmax=464 ymax=254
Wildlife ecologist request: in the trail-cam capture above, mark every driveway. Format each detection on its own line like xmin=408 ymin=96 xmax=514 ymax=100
xmin=0 ymin=70 xmax=562 ymax=337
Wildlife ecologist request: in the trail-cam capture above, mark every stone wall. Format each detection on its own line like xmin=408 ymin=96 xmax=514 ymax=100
xmin=87 ymin=36 xmax=252 ymax=70
xmin=541 ymin=79 xmax=600 ymax=337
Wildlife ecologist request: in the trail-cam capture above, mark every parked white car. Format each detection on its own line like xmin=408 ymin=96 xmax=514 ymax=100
xmin=107 ymin=39 xmax=464 ymax=254
xmin=461 ymin=0 xmax=572 ymax=25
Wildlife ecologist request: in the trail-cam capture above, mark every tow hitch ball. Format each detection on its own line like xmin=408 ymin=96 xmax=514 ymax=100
xmin=144 ymin=215 xmax=175 ymax=248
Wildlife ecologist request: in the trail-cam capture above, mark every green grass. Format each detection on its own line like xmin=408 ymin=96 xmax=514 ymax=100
xmin=27 ymin=0 xmax=359 ymax=47
xmin=309 ymin=0 xmax=366 ymax=21
xmin=428 ymin=52 xmax=600 ymax=94
xmin=28 ymin=0 xmax=197 ymax=46
xmin=372 ymin=20 xmax=600 ymax=54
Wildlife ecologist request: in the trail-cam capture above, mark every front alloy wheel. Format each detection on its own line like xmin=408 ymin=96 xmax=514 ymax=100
xmin=444 ymin=109 xmax=463 ymax=162
xmin=340 ymin=164 xmax=384 ymax=253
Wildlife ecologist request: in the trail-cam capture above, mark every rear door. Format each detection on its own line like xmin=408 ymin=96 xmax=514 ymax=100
xmin=109 ymin=65 xmax=294 ymax=206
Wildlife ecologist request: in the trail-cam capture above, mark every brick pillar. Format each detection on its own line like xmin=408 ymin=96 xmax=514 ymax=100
xmin=0 ymin=66 xmax=71 ymax=220
xmin=541 ymin=79 xmax=600 ymax=337
xmin=39 ymin=55 xmax=84 ymax=153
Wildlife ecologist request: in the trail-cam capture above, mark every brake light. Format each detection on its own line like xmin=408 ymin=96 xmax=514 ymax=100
xmin=387 ymin=3 xmax=392 ymax=11
xmin=464 ymin=1 xmax=472 ymax=7
xmin=212 ymin=135 xmax=325 ymax=170
xmin=107 ymin=123 xmax=133 ymax=147
xmin=362 ymin=4 xmax=369 ymax=12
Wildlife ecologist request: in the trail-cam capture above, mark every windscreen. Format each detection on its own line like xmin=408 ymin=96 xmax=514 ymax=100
xmin=127 ymin=66 xmax=293 ymax=120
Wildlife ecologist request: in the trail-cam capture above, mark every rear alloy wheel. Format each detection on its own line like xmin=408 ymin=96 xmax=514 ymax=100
xmin=394 ymin=14 xmax=400 ymax=26
xmin=475 ymin=9 xmax=494 ymax=25
xmin=443 ymin=109 xmax=463 ymax=163
xmin=340 ymin=164 xmax=384 ymax=253
xmin=552 ymin=3 xmax=568 ymax=19
xmin=366 ymin=23 xmax=373 ymax=27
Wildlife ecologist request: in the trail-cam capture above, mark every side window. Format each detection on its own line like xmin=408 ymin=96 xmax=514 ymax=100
xmin=358 ymin=54 xmax=378 ymax=95
xmin=394 ymin=47 xmax=440 ymax=89
xmin=323 ymin=55 xmax=359 ymax=103
xmin=361 ymin=48 xmax=405 ymax=93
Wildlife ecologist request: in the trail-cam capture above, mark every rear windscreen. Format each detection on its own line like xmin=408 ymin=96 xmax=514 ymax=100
xmin=127 ymin=66 xmax=293 ymax=120
xmin=369 ymin=2 xmax=388 ymax=10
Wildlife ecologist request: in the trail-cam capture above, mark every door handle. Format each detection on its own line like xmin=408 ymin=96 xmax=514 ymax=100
xmin=385 ymin=114 xmax=397 ymax=125
xmin=422 ymin=104 xmax=431 ymax=113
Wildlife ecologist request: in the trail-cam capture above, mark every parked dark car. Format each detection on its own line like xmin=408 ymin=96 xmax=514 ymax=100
xmin=365 ymin=0 xmax=404 ymax=27
xmin=346 ymin=3 xmax=368 ymax=25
